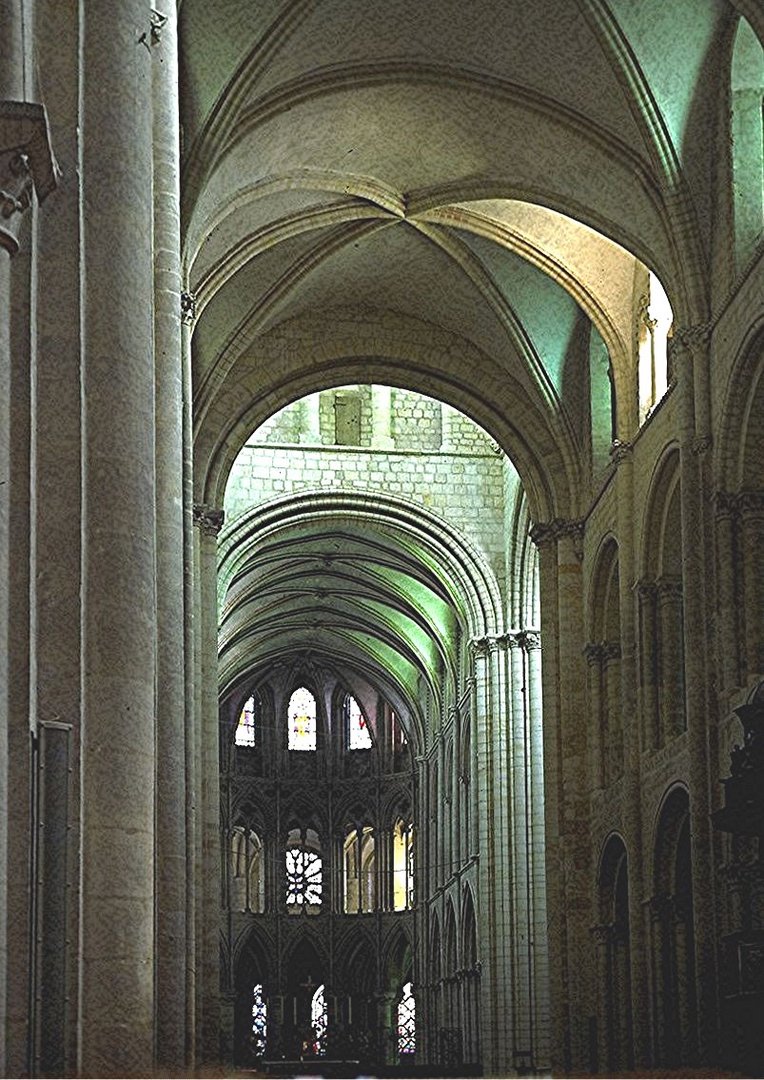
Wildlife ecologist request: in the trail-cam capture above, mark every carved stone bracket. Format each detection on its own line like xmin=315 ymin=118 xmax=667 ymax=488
xmin=193 ymin=503 xmax=225 ymax=537
xmin=601 ymin=640 xmax=622 ymax=663
xmin=181 ymin=290 xmax=197 ymax=325
xmin=0 ymin=101 xmax=58 ymax=253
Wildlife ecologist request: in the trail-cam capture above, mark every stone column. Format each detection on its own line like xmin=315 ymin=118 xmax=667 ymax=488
xmin=79 ymin=6 xmax=158 ymax=1073
xmin=522 ymin=629 xmax=549 ymax=1069
xmin=636 ymin=581 xmax=659 ymax=749
xmin=470 ymin=634 xmax=512 ymax=1075
xmin=738 ymin=491 xmax=764 ymax=677
xmin=713 ymin=493 xmax=740 ymax=693
xmin=532 ymin=518 xmax=589 ymax=1073
xmin=152 ymin=3 xmax=188 ymax=1067
xmin=531 ymin=528 xmax=566 ymax=1073
xmin=603 ymin=641 xmax=622 ymax=782
xmin=672 ymin=326 xmax=717 ymax=1063
xmin=371 ymin=384 xmax=394 ymax=448
xmin=612 ymin=442 xmax=648 ymax=1064
xmin=1 ymin=26 xmax=56 ymax=1064
xmin=181 ymin=292 xmax=198 ymax=1065
xmin=585 ymin=645 xmax=605 ymax=788
xmin=194 ymin=505 xmax=225 ymax=1062
xmin=656 ymin=577 xmax=685 ymax=741
xmin=0 ymin=107 xmax=30 ymax=1073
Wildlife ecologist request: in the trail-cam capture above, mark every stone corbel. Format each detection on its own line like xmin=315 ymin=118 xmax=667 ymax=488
xmin=0 ymin=101 xmax=58 ymax=253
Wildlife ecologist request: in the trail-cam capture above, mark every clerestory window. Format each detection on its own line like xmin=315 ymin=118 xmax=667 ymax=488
xmin=288 ymin=686 xmax=317 ymax=750
xmin=345 ymin=693 xmax=372 ymax=750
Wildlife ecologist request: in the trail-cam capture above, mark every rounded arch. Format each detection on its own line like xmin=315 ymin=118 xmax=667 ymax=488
xmin=653 ymin=783 xmax=692 ymax=896
xmin=716 ymin=316 xmax=764 ymax=492
xmin=588 ymin=534 xmax=621 ymax=642
xmin=194 ymin=323 xmax=570 ymax=523
xmin=641 ymin=444 xmax=682 ymax=579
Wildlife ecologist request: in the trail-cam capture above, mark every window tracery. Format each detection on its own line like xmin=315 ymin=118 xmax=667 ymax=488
xmin=286 ymin=828 xmax=322 ymax=909
xmin=311 ymin=984 xmax=327 ymax=1055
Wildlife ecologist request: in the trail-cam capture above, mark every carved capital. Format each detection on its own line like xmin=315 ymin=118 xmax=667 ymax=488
xmin=502 ymin=632 xmax=524 ymax=650
xmin=602 ymin=640 xmax=622 ymax=662
xmin=671 ymin=323 xmax=712 ymax=358
xmin=609 ymin=439 xmax=633 ymax=466
xmin=0 ymin=101 xmax=58 ymax=253
xmin=737 ymin=490 xmax=764 ymax=520
xmin=591 ymin=923 xmax=613 ymax=946
xmin=637 ymin=293 xmax=657 ymax=332
xmin=583 ymin=642 xmax=604 ymax=667
xmin=635 ymin=578 xmax=657 ymax=603
xmin=193 ymin=503 xmax=225 ymax=536
xmin=714 ymin=491 xmax=737 ymax=520
xmin=530 ymin=517 xmax=585 ymax=558
xmin=656 ymin=575 xmax=683 ymax=603
xmin=692 ymin=434 xmax=712 ymax=456
xmin=519 ymin=629 xmax=541 ymax=651
xmin=181 ymin=290 xmax=196 ymax=325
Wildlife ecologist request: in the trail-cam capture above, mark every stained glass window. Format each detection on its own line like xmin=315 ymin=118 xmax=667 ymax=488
xmin=286 ymin=848 xmax=322 ymax=906
xmin=311 ymin=984 xmax=327 ymax=1056
xmin=346 ymin=693 xmax=372 ymax=750
xmin=288 ymin=687 xmax=317 ymax=750
xmin=397 ymin=981 xmax=415 ymax=1056
xmin=235 ymin=694 xmax=258 ymax=747
xmin=251 ymin=983 xmax=267 ymax=1057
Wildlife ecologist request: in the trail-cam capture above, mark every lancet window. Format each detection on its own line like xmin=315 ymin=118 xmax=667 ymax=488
xmin=235 ymin=692 xmax=260 ymax=747
xmin=393 ymin=819 xmax=414 ymax=911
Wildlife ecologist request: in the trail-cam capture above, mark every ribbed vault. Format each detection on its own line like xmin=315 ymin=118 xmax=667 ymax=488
xmin=183 ymin=0 xmax=729 ymax=524
xmin=218 ymin=488 xmax=504 ymax=748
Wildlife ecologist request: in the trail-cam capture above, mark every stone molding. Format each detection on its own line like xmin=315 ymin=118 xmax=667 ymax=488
xmin=0 ymin=100 xmax=58 ymax=253
xmin=193 ymin=503 xmax=225 ymax=536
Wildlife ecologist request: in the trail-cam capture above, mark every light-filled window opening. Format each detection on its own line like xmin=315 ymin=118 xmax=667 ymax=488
xmin=397 ymin=981 xmax=416 ymax=1056
xmin=343 ymin=826 xmax=376 ymax=912
xmin=732 ymin=17 xmax=764 ymax=271
xmin=235 ymin=693 xmax=259 ymax=746
xmin=345 ymin=693 xmax=372 ymax=750
xmin=230 ymin=827 xmax=265 ymax=912
xmin=251 ymin=983 xmax=267 ymax=1057
xmin=638 ymin=272 xmax=673 ymax=424
xmin=393 ymin=819 xmax=414 ymax=911
xmin=288 ymin=686 xmax=317 ymax=750
xmin=311 ymin=984 xmax=328 ymax=1056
